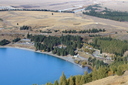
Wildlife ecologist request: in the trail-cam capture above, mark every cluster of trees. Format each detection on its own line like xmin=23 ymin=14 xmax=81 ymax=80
xmin=109 ymin=56 xmax=128 ymax=75
xmin=12 ymin=38 xmax=21 ymax=42
xmin=1 ymin=8 xmax=74 ymax=13
xmin=89 ymin=34 xmax=101 ymax=37
xmin=82 ymin=43 xmax=94 ymax=54
xmin=0 ymin=39 xmax=10 ymax=46
xmin=54 ymin=30 xmax=59 ymax=32
xmin=85 ymin=4 xmax=101 ymax=10
xmin=39 ymin=30 xmax=59 ymax=33
xmin=84 ymin=7 xmax=128 ymax=21
xmin=84 ymin=48 xmax=94 ymax=54
xmin=62 ymin=30 xmax=77 ymax=33
xmin=22 ymin=9 xmax=73 ymax=13
xmin=90 ymin=37 xmax=128 ymax=56
xmin=40 ymin=30 xmax=52 ymax=33
xmin=88 ymin=57 xmax=107 ymax=69
xmin=20 ymin=26 xmax=31 ymax=30
xmin=27 ymin=34 xmax=83 ymax=56
xmin=74 ymin=60 xmax=87 ymax=67
xmin=62 ymin=29 xmax=105 ymax=33
xmin=52 ymin=47 xmax=76 ymax=56
xmin=45 ymin=55 xmax=128 ymax=85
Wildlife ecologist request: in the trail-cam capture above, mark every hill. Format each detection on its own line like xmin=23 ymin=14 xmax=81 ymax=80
xmin=0 ymin=0 xmax=128 ymax=11
xmin=0 ymin=11 xmax=128 ymax=41
xmin=84 ymin=71 xmax=128 ymax=85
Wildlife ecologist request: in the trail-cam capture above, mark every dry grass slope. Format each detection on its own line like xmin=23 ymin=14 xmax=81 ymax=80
xmin=0 ymin=11 xmax=128 ymax=40
xmin=0 ymin=11 xmax=128 ymax=31
xmin=84 ymin=71 xmax=128 ymax=85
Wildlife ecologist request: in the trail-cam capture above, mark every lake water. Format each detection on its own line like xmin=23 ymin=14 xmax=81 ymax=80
xmin=0 ymin=48 xmax=91 ymax=85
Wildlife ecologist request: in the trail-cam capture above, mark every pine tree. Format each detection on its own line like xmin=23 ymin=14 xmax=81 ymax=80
xmin=75 ymin=75 xmax=82 ymax=85
xmin=80 ymin=75 xmax=85 ymax=85
xmin=46 ymin=82 xmax=53 ymax=85
xmin=97 ymin=67 xmax=108 ymax=79
xmin=69 ymin=76 xmax=74 ymax=85
xmin=116 ymin=66 xmax=123 ymax=76
xmin=60 ymin=73 xmax=67 ymax=85
xmin=92 ymin=67 xmax=98 ymax=80
xmin=53 ymin=80 xmax=59 ymax=85
xmin=27 ymin=32 xmax=30 ymax=38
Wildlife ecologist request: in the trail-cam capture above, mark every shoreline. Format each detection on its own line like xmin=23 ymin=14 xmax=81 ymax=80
xmin=0 ymin=46 xmax=91 ymax=70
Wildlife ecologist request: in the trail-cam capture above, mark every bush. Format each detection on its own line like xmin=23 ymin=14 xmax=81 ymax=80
xmin=0 ymin=39 xmax=10 ymax=46
xmin=20 ymin=26 xmax=31 ymax=30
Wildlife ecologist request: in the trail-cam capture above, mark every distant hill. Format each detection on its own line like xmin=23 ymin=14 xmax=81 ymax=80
xmin=0 ymin=0 xmax=92 ymax=10
xmin=0 ymin=0 xmax=128 ymax=11
xmin=1 ymin=0 xmax=128 ymax=11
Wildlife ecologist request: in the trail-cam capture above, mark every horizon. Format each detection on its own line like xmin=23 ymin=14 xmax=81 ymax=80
xmin=0 ymin=0 xmax=84 ymax=4
xmin=0 ymin=0 xmax=91 ymax=10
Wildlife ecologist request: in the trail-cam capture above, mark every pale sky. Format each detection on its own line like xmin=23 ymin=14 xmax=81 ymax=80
xmin=0 ymin=0 xmax=87 ymax=6
xmin=0 ymin=0 xmax=81 ymax=3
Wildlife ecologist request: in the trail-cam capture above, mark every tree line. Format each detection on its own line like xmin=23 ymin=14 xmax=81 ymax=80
xmin=40 ymin=30 xmax=52 ymax=33
xmin=0 ymin=8 xmax=74 ymax=13
xmin=20 ymin=26 xmax=31 ymax=30
xmin=12 ymin=38 xmax=21 ymax=42
xmin=88 ymin=57 xmax=107 ymax=69
xmin=89 ymin=34 xmax=101 ymax=37
xmin=83 ymin=7 xmax=128 ymax=21
xmin=44 ymin=55 xmax=128 ymax=85
xmin=62 ymin=29 xmax=106 ymax=33
xmin=27 ymin=34 xmax=83 ymax=56
xmin=0 ymin=39 xmax=10 ymax=46
xmin=0 ymin=38 xmax=22 ymax=46
xmin=90 ymin=37 xmax=128 ymax=56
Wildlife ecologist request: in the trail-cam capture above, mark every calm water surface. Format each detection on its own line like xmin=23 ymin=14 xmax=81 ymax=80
xmin=0 ymin=48 xmax=91 ymax=85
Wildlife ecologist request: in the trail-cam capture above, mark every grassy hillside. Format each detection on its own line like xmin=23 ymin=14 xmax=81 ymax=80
xmin=84 ymin=70 xmax=128 ymax=85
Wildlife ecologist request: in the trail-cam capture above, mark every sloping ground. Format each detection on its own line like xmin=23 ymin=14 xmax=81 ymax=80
xmin=84 ymin=71 xmax=128 ymax=85
xmin=101 ymin=0 xmax=128 ymax=12
xmin=1 ymin=11 xmax=128 ymax=31
xmin=0 ymin=11 xmax=112 ymax=31
xmin=0 ymin=11 xmax=128 ymax=41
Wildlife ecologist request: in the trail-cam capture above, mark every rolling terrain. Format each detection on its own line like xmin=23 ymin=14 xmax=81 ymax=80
xmin=0 ymin=0 xmax=128 ymax=85
xmin=0 ymin=0 xmax=128 ymax=11
xmin=0 ymin=11 xmax=128 ymax=40
xmin=84 ymin=70 xmax=128 ymax=85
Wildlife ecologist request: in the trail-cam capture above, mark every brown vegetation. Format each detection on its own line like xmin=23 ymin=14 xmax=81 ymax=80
xmin=0 ymin=11 xmax=128 ymax=41
xmin=84 ymin=70 xmax=128 ymax=85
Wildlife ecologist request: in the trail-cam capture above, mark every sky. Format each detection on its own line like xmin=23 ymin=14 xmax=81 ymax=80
xmin=0 ymin=0 xmax=84 ymax=5
xmin=0 ymin=0 xmax=79 ymax=3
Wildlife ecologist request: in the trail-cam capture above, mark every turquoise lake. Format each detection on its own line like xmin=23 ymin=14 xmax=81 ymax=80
xmin=0 ymin=48 xmax=91 ymax=85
